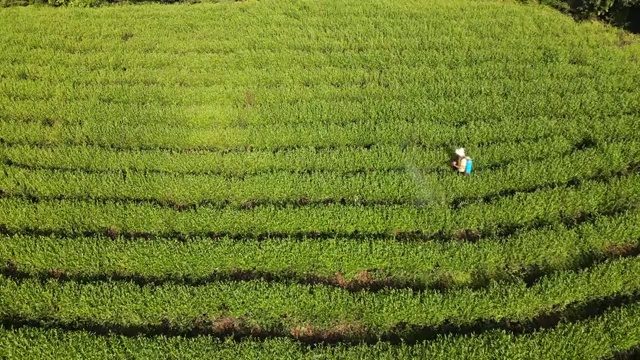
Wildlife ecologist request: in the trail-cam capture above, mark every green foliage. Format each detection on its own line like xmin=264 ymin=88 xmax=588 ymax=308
xmin=537 ymin=0 xmax=640 ymax=31
xmin=1 ymin=303 xmax=639 ymax=360
xmin=1 ymin=257 xmax=640 ymax=343
xmin=2 ymin=208 xmax=640 ymax=289
xmin=0 ymin=0 xmax=639 ymax=357
xmin=0 ymin=142 xmax=638 ymax=208
xmin=68 ymin=0 xmax=106 ymax=7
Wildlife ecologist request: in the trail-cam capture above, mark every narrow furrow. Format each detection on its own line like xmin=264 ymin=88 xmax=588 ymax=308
xmin=0 ymin=137 xmax=381 ymax=155
xmin=1 ymin=302 xmax=640 ymax=359
xmin=1 ymin=169 xmax=638 ymax=242
xmin=0 ymin=292 xmax=638 ymax=345
xmin=0 ymin=158 xmax=411 ymax=179
xmin=0 ymin=203 xmax=633 ymax=242
xmin=3 ymin=208 xmax=639 ymax=294
xmin=0 ymin=134 xmax=580 ymax=178
xmin=0 ymin=192 xmax=409 ymax=211
xmin=2 ymin=239 xmax=638 ymax=292
xmin=452 ymin=162 xmax=640 ymax=209
xmin=1 ymin=149 xmax=636 ymax=212
xmin=0 ymin=162 xmax=633 ymax=211
xmin=3 ymin=114 xmax=634 ymax=155
xmin=0 ymin=134 xmax=555 ymax=155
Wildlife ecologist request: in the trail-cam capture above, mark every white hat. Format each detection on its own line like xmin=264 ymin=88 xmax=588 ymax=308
xmin=455 ymin=148 xmax=465 ymax=157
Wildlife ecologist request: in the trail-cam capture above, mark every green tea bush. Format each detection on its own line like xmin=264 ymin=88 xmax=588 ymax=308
xmin=0 ymin=0 xmax=639 ymax=356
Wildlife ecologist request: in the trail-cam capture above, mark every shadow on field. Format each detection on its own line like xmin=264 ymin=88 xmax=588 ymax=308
xmin=522 ymin=0 xmax=640 ymax=33
xmin=607 ymin=346 xmax=640 ymax=360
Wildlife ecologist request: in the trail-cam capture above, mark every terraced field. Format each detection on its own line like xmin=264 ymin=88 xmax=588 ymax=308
xmin=1 ymin=0 xmax=640 ymax=358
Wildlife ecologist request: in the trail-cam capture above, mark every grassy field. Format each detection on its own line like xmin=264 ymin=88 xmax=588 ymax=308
xmin=1 ymin=0 xmax=640 ymax=358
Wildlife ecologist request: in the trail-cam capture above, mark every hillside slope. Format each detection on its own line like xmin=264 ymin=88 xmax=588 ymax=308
xmin=0 ymin=0 xmax=639 ymax=358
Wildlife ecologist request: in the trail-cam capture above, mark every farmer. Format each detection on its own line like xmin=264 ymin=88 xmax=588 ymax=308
xmin=452 ymin=148 xmax=473 ymax=175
